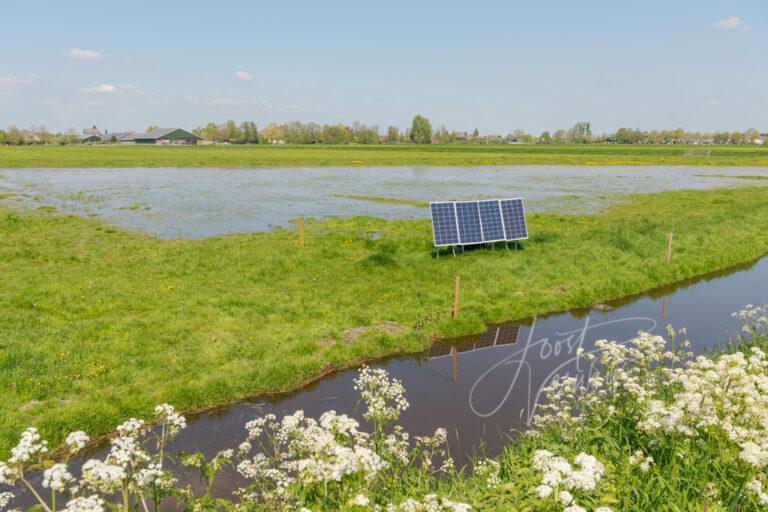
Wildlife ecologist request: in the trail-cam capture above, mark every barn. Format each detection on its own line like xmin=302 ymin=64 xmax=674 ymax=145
xmin=129 ymin=128 xmax=201 ymax=145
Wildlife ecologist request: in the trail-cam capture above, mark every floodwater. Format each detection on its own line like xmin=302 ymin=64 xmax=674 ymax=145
xmin=12 ymin=255 xmax=768 ymax=508
xmin=0 ymin=166 xmax=766 ymax=238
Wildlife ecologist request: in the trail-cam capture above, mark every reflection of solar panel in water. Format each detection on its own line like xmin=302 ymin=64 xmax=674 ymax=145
xmin=455 ymin=202 xmax=483 ymax=244
xmin=478 ymin=200 xmax=505 ymax=242
xmin=429 ymin=202 xmax=459 ymax=246
xmin=426 ymin=324 xmax=520 ymax=359
xmin=500 ymin=198 xmax=528 ymax=241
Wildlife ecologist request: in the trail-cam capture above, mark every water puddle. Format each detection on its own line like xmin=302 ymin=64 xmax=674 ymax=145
xmin=12 ymin=256 xmax=768 ymax=506
xmin=1 ymin=166 xmax=766 ymax=238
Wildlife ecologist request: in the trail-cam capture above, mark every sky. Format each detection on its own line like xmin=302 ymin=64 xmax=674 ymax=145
xmin=0 ymin=0 xmax=765 ymax=134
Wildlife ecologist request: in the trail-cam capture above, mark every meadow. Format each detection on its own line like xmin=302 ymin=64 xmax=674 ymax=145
xmin=1 ymin=186 xmax=768 ymax=458
xmin=1 ymin=143 xmax=768 ymax=168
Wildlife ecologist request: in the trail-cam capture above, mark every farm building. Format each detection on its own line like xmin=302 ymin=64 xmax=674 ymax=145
xmin=128 ymin=128 xmax=201 ymax=145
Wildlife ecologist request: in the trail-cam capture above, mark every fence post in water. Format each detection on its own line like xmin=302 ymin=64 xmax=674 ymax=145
xmin=666 ymin=232 xmax=673 ymax=263
xmin=453 ymin=275 xmax=461 ymax=320
xmin=299 ymin=215 xmax=305 ymax=248
xmin=452 ymin=346 xmax=458 ymax=382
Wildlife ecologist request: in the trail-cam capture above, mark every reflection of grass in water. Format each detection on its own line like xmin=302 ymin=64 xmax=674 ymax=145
xmin=333 ymin=194 xmax=428 ymax=208
xmin=695 ymin=174 xmax=768 ymax=181
xmin=55 ymin=191 xmax=108 ymax=204
xmin=117 ymin=202 xmax=151 ymax=211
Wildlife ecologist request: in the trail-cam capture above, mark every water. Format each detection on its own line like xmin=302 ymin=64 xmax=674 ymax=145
xmin=0 ymin=166 xmax=765 ymax=238
xmin=12 ymin=256 xmax=768 ymax=508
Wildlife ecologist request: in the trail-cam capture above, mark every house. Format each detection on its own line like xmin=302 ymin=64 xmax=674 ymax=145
xmin=100 ymin=132 xmax=133 ymax=143
xmin=128 ymin=128 xmax=201 ymax=145
xmin=80 ymin=133 xmax=102 ymax=144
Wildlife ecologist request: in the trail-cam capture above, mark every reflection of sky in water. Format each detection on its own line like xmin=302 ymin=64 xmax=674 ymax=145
xmin=0 ymin=165 xmax=766 ymax=239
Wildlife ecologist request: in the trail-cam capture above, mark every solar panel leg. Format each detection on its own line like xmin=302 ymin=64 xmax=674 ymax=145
xmin=451 ymin=246 xmax=456 ymax=257
xmin=504 ymin=241 xmax=509 ymax=251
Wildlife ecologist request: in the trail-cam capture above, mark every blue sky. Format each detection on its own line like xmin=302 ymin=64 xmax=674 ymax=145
xmin=0 ymin=0 xmax=764 ymax=134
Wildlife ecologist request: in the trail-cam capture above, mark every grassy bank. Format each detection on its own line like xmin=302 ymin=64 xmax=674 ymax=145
xmin=1 ymin=143 xmax=768 ymax=168
xmin=2 ymin=187 xmax=768 ymax=455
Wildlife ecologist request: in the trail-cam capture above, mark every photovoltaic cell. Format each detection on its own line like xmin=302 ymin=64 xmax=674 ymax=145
xmin=455 ymin=202 xmax=483 ymax=244
xmin=430 ymin=198 xmax=527 ymax=247
xmin=430 ymin=202 xmax=459 ymax=246
xmin=500 ymin=198 xmax=528 ymax=241
xmin=478 ymin=200 xmax=505 ymax=242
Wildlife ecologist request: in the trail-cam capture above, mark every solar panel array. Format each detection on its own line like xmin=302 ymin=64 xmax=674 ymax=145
xmin=430 ymin=198 xmax=527 ymax=247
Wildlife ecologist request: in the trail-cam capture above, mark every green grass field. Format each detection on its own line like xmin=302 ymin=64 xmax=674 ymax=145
xmin=2 ymin=186 xmax=768 ymax=454
xmin=1 ymin=143 xmax=768 ymax=168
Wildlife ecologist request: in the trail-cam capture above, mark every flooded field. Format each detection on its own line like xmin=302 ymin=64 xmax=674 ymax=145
xmin=1 ymin=166 xmax=766 ymax=238
xmin=14 ymin=255 xmax=768 ymax=507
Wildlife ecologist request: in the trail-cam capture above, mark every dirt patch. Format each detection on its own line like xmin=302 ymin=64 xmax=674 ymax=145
xmin=19 ymin=400 xmax=43 ymax=412
xmin=319 ymin=321 xmax=407 ymax=346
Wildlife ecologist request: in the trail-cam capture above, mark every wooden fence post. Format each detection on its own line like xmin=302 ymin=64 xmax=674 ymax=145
xmin=453 ymin=275 xmax=461 ymax=320
xmin=666 ymin=232 xmax=673 ymax=263
xmin=299 ymin=215 xmax=305 ymax=248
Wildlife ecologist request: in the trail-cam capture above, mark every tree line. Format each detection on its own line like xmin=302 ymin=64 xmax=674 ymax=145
xmin=0 ymin=117 xmax=765 ymax=146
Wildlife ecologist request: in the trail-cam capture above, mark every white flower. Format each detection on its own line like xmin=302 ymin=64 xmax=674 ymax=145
xmin=535 ymin=484 xmax=553 ymax=498
xmin=9 ymin=428 xmax=48 ymax=464
xmin=42 ymin=464 xmax=74 ymax=491
xmin=563 ymin=506 xmax=586 ymax=512
xmin=0 ymin=492 xmax=14 ymax=511
xmin=115 ymin=418 xmax=145 ymax=437
xmin=350 ymin=494 xmax=370 ymax=507
xmin=558 ymin=490 xmax=574 ymax=505
xmin=354 ymin=366 xmax=409 ymax=424
xmin=81 ymin=459 xmax=126 ymax=493
xmin=154 ymin=404 xmax=186 ymax=435
xmin=62 ymin=495 xmax=104 ymax=512
xmin=0 ymin=463 xmax=16 ymax=486
xmin=65 ymin=431 xmax=90 ymax=453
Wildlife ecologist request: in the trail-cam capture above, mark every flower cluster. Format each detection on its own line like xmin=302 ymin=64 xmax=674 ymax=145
xmin=640 ymin=347 xmax=768 ymax=471
xmin=353 ymin=366 xmax=410 ymax=424
xmin=385 ymin=494 xmax=471 ymax=512
xmin=533 ymin=450 xmax=607 ymax=511
xmin=733 ymin=305 xmax=768 ymax=335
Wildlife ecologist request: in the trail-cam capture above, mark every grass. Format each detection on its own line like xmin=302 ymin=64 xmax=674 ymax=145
xmin=333 ymin=194 xmax=430 ymax=208
xmin=1 ymin=144 xmax=768 ymax=168
xmin=2 ymin=187 xmax=768 ymax=456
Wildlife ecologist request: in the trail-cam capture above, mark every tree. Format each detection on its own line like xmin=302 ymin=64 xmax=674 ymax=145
xmin=472 ymin=128 xmax=479 ymax=140
xmin=539 ymin=131 xmax=552 ymax=143
xmin=410 ymin=115 xmax=432 ymax=144
xmin=386 ymin=126 xmax=399 ymax=143
xmin=146 ymin=125 xmax=158 ymax=132
xmin=570 ymin=122 xmax=592 ymax=143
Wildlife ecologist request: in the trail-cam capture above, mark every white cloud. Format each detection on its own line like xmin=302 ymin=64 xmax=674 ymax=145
xmin=68 ymin=48 xmax=103 ymax=59
xmin=81 ymin=84 xmax=117 ymax=93
xmin=181 ymin=94 xmax=200 ymax=103
xmin=712 ymin=16 xmax=751 ymax=32
xmin=704 ymin=99 xmax=723 ymax=107
xmin=234 ymin=70 xmax=253 ymax=81
xmin=0 ymin=75 xmax=22 ymax=88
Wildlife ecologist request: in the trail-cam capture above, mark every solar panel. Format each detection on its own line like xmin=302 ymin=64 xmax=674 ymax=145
xmin=455 ymin=201 xmax=483 ymax=244
xmin=430 ymin=198 xmax=527 ymax=248
xmin=430 ymin=202 xmax=460 ymax=246
xmin=500 ymin=198 xmax=528 ymax=241
xmin=478 ymin=200 xmax=505 ymax=242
